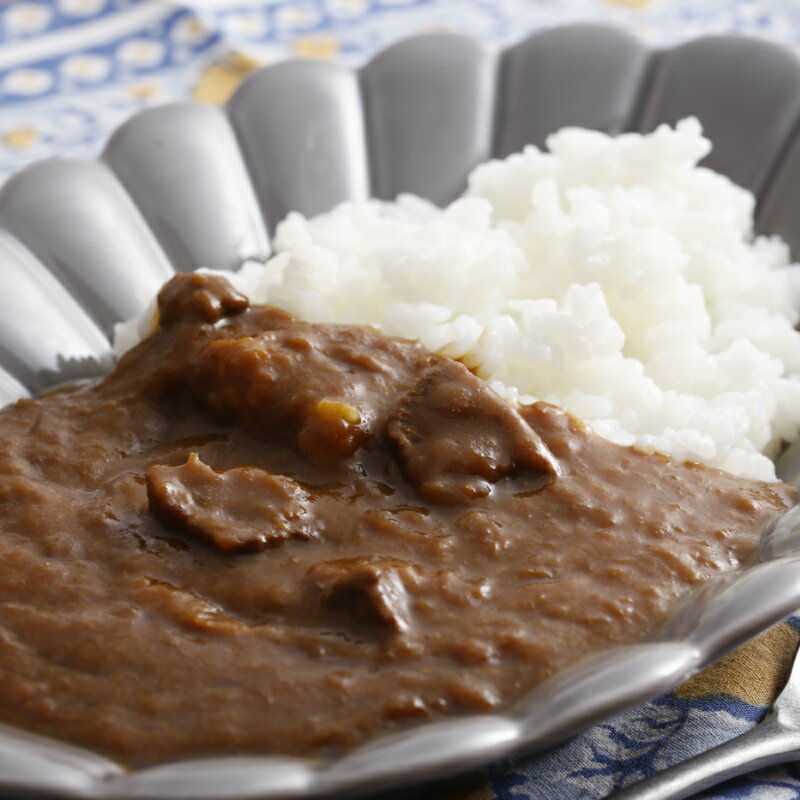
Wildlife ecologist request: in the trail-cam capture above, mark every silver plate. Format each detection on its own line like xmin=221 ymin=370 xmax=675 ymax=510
xmin=1 ymin=24 xmax=800 ymax=800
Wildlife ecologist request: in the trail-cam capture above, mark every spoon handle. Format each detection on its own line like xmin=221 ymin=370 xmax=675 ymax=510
xmin=610 ymin=714 xmax=800 ymax=800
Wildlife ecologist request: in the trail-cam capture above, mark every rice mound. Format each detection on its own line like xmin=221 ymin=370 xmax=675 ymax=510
xmin=118 ymin=118 xmax=800 ymax=481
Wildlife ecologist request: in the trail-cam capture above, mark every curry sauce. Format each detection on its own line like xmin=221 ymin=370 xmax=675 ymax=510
xmin=0 ymin=273 xmax=792 ymax=764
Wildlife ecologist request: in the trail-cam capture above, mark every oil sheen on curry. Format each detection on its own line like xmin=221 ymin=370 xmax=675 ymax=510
xmin=0 ymin=274 xmax=792 ymax=765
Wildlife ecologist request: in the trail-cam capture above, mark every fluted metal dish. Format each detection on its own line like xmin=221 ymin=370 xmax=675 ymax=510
xmin=2 ymin=24 xmax=800 ymax=800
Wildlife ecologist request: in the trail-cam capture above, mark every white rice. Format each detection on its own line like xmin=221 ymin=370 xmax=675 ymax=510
xmin=116 ymin=118 xmax=800 ymax=481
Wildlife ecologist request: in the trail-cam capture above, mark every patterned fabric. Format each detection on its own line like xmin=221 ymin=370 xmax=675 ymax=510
xmin=2 ymin=0 xmax=800 ymax=175
xmin=1 ymin=1 xmax=800 ymax=798
xmin=482 ymin=623 xmax=800 ymax=800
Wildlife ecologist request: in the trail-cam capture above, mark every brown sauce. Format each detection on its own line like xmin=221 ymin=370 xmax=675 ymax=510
xmin=0 ymin=273 xmax=792 ymax=765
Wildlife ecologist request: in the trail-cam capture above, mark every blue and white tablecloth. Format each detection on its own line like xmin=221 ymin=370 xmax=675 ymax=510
xmin=2 ymin=0 xmax=800 ymax=179
xmin=2 ymin=1 xmax=800 ymax=798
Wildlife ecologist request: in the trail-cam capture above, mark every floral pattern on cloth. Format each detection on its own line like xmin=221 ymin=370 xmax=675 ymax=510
xmin=1 ymin=0 xmax=800 ymax=173
xmin=1 ymin=1 xmax=800 ymax=799
xmin=416 ymin=621 xmax=800 ymax=800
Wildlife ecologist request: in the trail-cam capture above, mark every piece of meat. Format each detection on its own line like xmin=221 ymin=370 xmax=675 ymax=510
xmin=386 ymin=359 xmax=559 ymax=503
xmin=188 ymin=325 xmax=429 ymax=467
xmin=192 ymin=334 xmax=371 ymax=466
xmin=307 ymin=556 xmax=418 ymax=634
xmin=146 ymin=453 xmax=314 ymax=553
xmin=157 ymin=273 xmax=250 ymax=326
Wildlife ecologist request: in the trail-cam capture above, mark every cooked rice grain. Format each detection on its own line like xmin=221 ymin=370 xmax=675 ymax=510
xmin=117 ymin=119 xmax=800 ymax=480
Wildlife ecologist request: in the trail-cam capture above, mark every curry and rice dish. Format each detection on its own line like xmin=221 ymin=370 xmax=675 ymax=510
xmin=2 ymin=120 xmax=800 ymax=765
xmin=0 ymin=271 xmax=792 ymax=764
